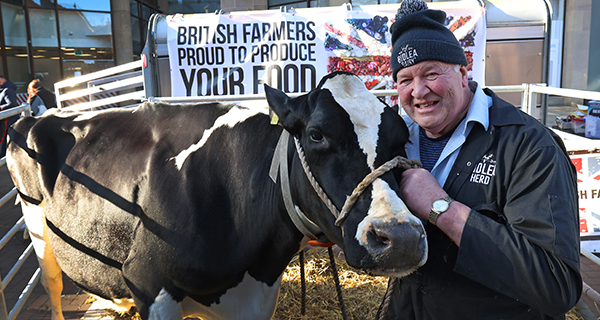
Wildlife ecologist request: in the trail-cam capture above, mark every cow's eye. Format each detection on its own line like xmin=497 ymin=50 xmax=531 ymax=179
xmin=309 ymin=131 xmax=324 ymax=143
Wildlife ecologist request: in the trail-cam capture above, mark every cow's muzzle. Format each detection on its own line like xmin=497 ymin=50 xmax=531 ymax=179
xmin=358 ymin=211 xmax=427 ymax=277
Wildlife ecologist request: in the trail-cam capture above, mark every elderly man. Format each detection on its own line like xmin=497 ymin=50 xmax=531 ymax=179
xmin=383 ymin=0 xmax=582 ymax=319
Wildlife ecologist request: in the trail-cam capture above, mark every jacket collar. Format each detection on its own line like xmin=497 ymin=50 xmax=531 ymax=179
xmin=484 ymin=87 xmax=526 ymax=128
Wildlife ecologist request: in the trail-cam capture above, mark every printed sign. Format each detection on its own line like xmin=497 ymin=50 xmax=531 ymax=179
xmin=166 ymin=2 xmax=486 ymax=100
xmin=571 ymin=154 xmax=600 ymax=236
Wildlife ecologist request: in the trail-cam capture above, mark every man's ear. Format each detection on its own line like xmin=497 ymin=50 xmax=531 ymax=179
xmin=459 ymin=65 xmax=469 ymax=88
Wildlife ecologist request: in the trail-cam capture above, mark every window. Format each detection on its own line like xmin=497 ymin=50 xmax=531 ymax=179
xmin=56 ymin=0 xmax=109 ymax=11
xmin=59 ymin=10 xmax=113 ymax=77
xmin=2 ymin=2 xmax=29 ymax=92
xmin=131 ymin=16 xmax=141 ymax=54
xmin=269 ymin=0 xmax=309 ymax=9
xmin=130 ymin=0 xmax=163 ymax=59
xmin=29 ymin=0 xmax=55 ymax=8
xmin=29 ymin=8 xmax=58 ymax=47
xmin=351 ymin=0 xmax=401 ymax=4
xmin=28 ymin=8 xmax=60 ymax=90
xmin=168 ymin=0 xmax=220 ymax=14
xmin=31 ymin=47 xmax=61 ymax=90
xmin=2 ymin=2 xmax=27 ymax=47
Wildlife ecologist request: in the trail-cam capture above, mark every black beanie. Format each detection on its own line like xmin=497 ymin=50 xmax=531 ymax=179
xmin=390 ymin=0 xmax=468 ymax=82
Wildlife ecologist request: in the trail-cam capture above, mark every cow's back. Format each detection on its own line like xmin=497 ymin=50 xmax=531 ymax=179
xmin=7 ymin=102 xmax=248 ymax=300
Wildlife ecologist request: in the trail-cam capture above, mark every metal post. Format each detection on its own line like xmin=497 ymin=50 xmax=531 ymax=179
xmin=530 ymin=86 xmax=539 ymax=120
xmin=0 ymin=290 xmax=8 ymax=320
xmin=521 ymin=83 xmax=531 ymax=115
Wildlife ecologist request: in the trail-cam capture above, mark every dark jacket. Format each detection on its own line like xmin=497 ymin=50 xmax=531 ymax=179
xmin=0 ymin=80 xmax=18 ymax=110
xmin=386 ymin=88 xmax=581 ymax=320
xmin=35 ymin=86 xmax=57 ymax=109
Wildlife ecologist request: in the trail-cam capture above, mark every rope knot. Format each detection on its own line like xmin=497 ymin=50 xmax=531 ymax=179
xmin=293 ymin=135 xmax=422 ymax=229
xmin=335 ymin=156 xmax=422 ymax=227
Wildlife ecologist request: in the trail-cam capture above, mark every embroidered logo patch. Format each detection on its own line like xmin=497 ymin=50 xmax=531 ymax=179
xmin=397 ymin=44 xmax=418 ymax=67
xmin=470 ymin=154 xmax=496 ymax=185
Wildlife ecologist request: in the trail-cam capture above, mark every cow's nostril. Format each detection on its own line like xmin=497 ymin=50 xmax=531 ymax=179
xmin=368 ymin=227 xmax=391 ymax=247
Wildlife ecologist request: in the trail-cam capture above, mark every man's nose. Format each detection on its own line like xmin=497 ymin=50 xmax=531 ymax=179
xmin=411 ymin=78 xmax=429 ymax=99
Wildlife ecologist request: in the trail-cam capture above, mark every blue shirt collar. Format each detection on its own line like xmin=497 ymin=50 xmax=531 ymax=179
xmin=403 ymin=82 xmax=492 ymax=185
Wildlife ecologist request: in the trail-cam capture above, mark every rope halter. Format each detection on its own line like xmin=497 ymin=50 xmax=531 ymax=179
xmin=292 ymin=135 xmax=422 ymax=228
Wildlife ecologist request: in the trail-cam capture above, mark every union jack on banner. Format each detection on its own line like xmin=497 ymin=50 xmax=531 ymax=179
xmin=571 ymin=156 xmax=600 ymax=183
xmin=571 ymin=154 xmax=600 ymax=236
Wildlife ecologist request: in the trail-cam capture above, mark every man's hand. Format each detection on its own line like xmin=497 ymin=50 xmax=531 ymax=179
xmin=400 ymin=168 xmax=448 ymax=220
xmin=401 ymin=168 xmax=469 ymax=245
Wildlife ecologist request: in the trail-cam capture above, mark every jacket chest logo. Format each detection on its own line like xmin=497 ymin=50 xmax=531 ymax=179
xmin=470 ymin=154 xmax=496 ymax=185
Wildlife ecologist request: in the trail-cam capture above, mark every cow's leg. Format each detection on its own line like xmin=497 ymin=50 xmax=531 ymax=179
xmin=147 ymin=288 xmax=183 ymax=320
xmin=20 ymin=200 xmax=65 ymax=320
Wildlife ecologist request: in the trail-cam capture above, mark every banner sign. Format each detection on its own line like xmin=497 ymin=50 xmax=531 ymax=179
xmin=166 ymin=1 xmax=486 ymax=100
xmin=571 ymin=154 xmax=600 ymax=236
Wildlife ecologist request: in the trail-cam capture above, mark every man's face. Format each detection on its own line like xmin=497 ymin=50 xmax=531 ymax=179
xmin=395 ymin=61 xmax=469 ymax=138
xmin=0 ymin=77 xmax=6 ymax=86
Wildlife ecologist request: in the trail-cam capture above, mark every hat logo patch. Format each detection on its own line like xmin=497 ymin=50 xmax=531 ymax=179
xmin=397 ymin=44 xmax=419 ymax=67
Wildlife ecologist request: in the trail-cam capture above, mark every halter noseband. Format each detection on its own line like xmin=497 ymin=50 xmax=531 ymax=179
xmin=270 ymin=130 xmax=422 ymax=239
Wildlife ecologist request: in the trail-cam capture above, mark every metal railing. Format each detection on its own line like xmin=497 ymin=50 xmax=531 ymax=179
xmin=0 ymin=105 xmax=41 ymax=320
xmin=54 ymin=60 xmax=145 ymax=112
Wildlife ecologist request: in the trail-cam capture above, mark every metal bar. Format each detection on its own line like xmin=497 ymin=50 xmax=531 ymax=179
xmin=146 ymin=89 xmax=393 ymax=103
xmin=1 ymin=243 xmax=35 ymax=291
xmin=7 ymin=268 xmax=41 ymax=320
xmin=0 ymin=106 xmax=30 ymax=120
xmin=530 ymin=87 xmax=539 ymax=120
xmin=0 ymin=188 xmax=17 ymax=213
xmin=0 ymin=290 xmax=8 ymax=320
xmin=60 ymin=91 xmax=145 ymax=111
xmin=529 ymin=85 xmax=600 ymax=101
xmin=0 ymin=216 xmax=25 ymax=252
xmin=582 ymin=247 xmax=600 ymax=266
xmin=145 ymin=85 xmax=528 ymax=104
xmin=89 ymin=70 xmax=143 ymax=86
xmin=56 ymin=75 xmax=144 ymax=103
xmin=486 ymin=84 xmax=527 ymax=93
xmin=522 ymin=84 xmax=531 ymax=115
xmin=146 ymin=93 xmax=285 ymax=103
xmin=54 ymin=60 xmax=142 ymax=90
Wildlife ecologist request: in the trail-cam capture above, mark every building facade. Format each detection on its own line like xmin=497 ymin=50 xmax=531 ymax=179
xmin=0 ymin=0 xmax=597 ymax=96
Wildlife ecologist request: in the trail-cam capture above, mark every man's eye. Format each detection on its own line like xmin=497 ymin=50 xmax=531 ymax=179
xmin=426 ymin=73 xmax=439 ymax=80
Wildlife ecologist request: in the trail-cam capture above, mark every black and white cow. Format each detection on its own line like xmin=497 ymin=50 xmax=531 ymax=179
xmin=6 ymin=72 xmax=427 ymax=320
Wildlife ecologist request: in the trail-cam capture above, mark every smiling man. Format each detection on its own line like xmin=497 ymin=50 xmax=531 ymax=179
xmin=382 ymin=0 xmax=582 ymax=319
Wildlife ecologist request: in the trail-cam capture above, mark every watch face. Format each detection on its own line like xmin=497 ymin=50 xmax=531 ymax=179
xmin=433 ymin=199 xmax=449 ymax=212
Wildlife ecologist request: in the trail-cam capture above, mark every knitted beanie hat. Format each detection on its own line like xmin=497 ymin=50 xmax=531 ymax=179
xmin=390 ymin=0 xmax=468 ymax=82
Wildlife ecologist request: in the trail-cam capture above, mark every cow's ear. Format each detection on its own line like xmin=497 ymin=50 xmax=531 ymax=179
xmin=264 ymin=84 xmax=306 ymax=135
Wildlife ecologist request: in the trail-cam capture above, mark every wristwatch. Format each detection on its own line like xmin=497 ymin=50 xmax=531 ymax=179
xmin=429 ymin=196 xmax=454 ymax=225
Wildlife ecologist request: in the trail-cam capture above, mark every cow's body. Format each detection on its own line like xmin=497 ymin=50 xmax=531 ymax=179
xmin=7 ymin=72 xmax=427 ymax=320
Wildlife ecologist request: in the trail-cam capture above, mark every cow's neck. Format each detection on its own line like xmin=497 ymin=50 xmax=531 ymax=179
xmin=269 ymin=130 xmax=327 ymax=241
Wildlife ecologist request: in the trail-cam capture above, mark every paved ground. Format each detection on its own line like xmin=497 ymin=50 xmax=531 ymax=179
xmin=0 ymin=101 xmax=598 ymax=320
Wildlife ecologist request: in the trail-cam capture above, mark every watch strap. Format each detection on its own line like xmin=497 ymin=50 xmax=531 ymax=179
xmin=429 ymin=196 xmax=454 ymax=225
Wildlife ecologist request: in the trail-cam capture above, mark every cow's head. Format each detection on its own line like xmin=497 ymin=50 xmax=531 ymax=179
xmin=265 ymin=71 xmax=427 ymax=277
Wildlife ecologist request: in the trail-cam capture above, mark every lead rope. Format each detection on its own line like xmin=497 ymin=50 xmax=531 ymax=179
xmin=376 ymin=277 xmax=399 ymax=320
xmin=293 ymin=137 xmax=422 ymax=320
xmin=293 ymin=137 xmax=422 ymax=228
xmin=300 ymin=250 xmax=306 ymax=316
xmin=328 ymin=246 xmax=349 ymax=319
